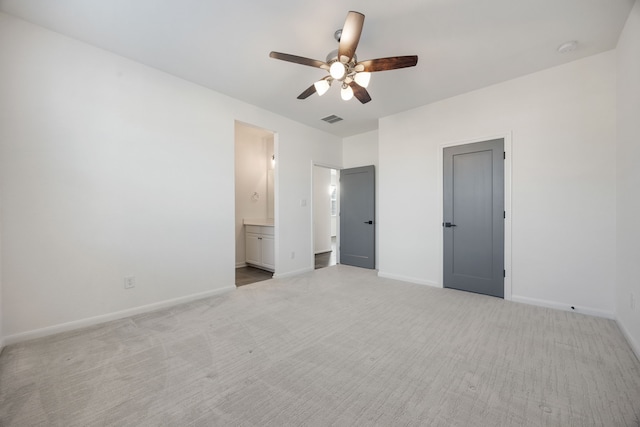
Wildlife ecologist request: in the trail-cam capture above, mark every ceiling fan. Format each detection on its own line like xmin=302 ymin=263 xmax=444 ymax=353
xmin=269 ymin=11 xmax=418 ymax=104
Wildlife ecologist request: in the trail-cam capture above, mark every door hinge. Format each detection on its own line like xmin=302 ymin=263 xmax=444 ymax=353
xmin=503 ymin=151 xmax=506 ymax=160
xmin=503 ymin=211 xmax=506 ymax=219
xmin=503 ymin=269 xmax=506 ymax=278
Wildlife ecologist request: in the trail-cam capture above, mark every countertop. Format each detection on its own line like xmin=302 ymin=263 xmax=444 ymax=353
xmin=243 ymin=218 xmax=274 ymax=227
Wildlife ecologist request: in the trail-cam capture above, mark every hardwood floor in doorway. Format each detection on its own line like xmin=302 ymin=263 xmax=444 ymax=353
xmin=235 ymin=266 xmax=272 ymax=287
xmin=315 ymin=237 xmax=337 ymax=269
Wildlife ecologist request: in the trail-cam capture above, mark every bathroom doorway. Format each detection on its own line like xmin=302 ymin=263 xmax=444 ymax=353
xmin=313 ymin=165 xmax=338 ymax=269
xmin=234 ymin=121 xmax=276 ymax=286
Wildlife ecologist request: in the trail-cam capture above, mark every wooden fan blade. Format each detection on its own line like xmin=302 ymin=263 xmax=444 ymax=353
xmin=349 ymin=82 xmax=372 ymax=104
xmin=269 ymin=52 xmax=329 ymax=70
xmin=357 ymin=56 xmax=418 ymax=72
xmin=297 ymin=84 xmax=317 ymax=100
xmin=338 ymin=11 xmax=364 ymax=63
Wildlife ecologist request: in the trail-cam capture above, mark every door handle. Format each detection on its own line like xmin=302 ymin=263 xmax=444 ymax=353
xmin=443 ymin=222 xmax=457 ymax=228
xmin=364 ymin=220 xmax=373 ymax=224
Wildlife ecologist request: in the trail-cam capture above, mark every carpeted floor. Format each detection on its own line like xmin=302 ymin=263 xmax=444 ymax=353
xmin=1 ymin=265 xmax=639 ymax=426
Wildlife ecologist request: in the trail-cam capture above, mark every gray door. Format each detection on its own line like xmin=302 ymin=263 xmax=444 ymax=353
xmin=443 ymin=139 xmax=504 ymax=297
xmin=340 ymin=165 xmax=375 ymax=269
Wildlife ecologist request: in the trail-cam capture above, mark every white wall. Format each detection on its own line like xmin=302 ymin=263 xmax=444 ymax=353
xmin=616 ymin=0 xmax=640 ymax=357
xmin=313 ymin=166 xmax=332 ymax=254
xmin=343 ymin=130 xmax=379 ymax=168
xmin=0 ymin=217 xmax=3 ymax=351
xmin=379 ymin=51 xmax=617 ymax=317
xmin=0 ymin=13 xmax=341 ymax=342
xmin=234 ymin=123 xmax=273 ymax=267
xmin=343 ymin=130 xmax=379 ymax=269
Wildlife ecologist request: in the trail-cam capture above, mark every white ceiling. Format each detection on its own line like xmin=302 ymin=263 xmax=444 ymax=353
xmin=0 ymin=0 xmax=634 ymax=137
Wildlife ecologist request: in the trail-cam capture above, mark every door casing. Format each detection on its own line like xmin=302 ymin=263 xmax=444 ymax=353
xmin=311 ymin=161 xmax=342 ymax=270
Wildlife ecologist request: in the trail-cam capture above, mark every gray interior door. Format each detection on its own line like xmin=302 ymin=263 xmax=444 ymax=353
xmin=340 ymin=165 xmax=375 ymax=269
xmin=443 ymin=139 xmax=504 ymax=297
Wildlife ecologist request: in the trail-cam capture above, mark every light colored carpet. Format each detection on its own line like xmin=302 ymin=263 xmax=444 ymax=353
xmin=1 ymin=265 xmax=639 ymax=426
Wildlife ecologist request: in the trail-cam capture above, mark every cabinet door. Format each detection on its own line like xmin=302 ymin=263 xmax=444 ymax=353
xmin=261 ymin=235 xmax=275 ymax=269
xmin=245 ymin=233 xmax=262 ymax=266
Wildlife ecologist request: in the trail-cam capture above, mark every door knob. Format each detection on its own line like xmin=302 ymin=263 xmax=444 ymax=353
xmin=443 ymin=222 xmax=457 ymax=228
xmin=364 ymin=220 xmax=373 ymax=224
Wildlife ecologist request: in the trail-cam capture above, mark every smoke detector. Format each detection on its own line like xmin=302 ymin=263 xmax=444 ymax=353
xmin=557 ymin=40 xmax=578 ymax=54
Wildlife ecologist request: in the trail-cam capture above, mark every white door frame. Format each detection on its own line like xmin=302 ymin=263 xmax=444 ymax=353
xmin=437 ymin=132 xmax=513 ymax=300
xmin=311 ymin=161 xmax=341 ymax=270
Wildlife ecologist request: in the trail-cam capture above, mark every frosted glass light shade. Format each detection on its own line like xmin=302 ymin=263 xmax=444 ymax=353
xmin=314 ymin=79 xmax=330 ymax=96
xmin=354 ymin=71 xmax=371 ymax=88
xmin=330 ymin=62 xmax=346 ymax=80
xmin=341 ymin=85 xmax=354 ymax=101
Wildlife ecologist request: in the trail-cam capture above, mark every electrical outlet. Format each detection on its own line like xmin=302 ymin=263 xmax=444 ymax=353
xmin=631 ymin=292 xmax=636 ymax=311
xmin=124 ymin=276 xmax=135 ymax=289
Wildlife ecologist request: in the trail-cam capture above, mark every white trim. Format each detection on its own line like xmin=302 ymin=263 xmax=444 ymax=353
xmin=378 ymin=271 xmax=441 ymax=288
xmin=313 ymin=161 xmax=343 ymax=170
xmin=437 ymin=132 xmax=513 ymax=300
xmin=236 ymin=262 xmax=248 ymax=269
xmin=511 ymin=295 xmax=615 ymax=319
xmin=617 ymin=318 xmax=640 ymax=362
xmin=311 ymin=161 xmax=342 ymax=271
xmin=3 ymin=286 xmax=235 ymax=346
xmin=272 ymin=266 xmax=314 ymax=279
xmin=273 ymin=131 xmax=280 ymax=277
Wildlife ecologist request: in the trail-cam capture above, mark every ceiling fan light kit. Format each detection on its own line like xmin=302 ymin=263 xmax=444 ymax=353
xmin=354 ymin=71 xmax=371 ymax=88
xmin=314 ymin=79 xmax=331 ymax=96
xmin=330 ymin=61 xmax=347 ymax=80
xmin=341 ymin=84 xmax=354 ymax=101
xmin=269 ymin=11 xmax=418 ymax=104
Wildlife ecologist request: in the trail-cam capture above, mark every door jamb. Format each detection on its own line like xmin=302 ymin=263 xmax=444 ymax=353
xmin=437 ymin=133 xmax=513 ymax=300
xmin=311 ymin=161 xmax=342 ymax=270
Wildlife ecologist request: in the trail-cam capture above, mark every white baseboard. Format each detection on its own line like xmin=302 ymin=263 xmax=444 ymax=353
xmin=236 ymin=262 xmax=247 ymax=269
xmin=616 ymin=317 xmax=640 ymax=362
xmin=3 ymin=286 xmax=236 ymax=347
xmin=377 ymin=271 xmax=441 ymax=288
xmin=272 ymin=266 xmax=314 ymax=279
xmin=511 ymin=295 xmax=615 ymax=319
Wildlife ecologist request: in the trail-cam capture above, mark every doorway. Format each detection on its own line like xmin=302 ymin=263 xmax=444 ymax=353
xmin=443 ymin=139 xmax=504 ymax=297
xmin=234 ymin=121 xmax=276 ymax=286
xmin=313 ymin=165 xmax=338 ymax=269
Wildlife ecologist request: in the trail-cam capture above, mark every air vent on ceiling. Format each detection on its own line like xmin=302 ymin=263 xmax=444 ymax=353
xmin=321 ymin=115 xmax=343 ymax=124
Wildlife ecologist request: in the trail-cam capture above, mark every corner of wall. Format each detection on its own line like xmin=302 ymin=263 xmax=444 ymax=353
xmin=617 ymin=317 xmax=640 ymax=362
xmin=615 ymin=0 xmax=640 ymax=363
xmin=0 ymin=204 xmax=4 ymax=354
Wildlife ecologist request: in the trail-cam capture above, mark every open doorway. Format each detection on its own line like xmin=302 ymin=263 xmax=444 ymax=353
xmin=313 ymin=165 xmax=338 ymax=269
xmin=234 ymin=121 xmax=276 ymax=286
